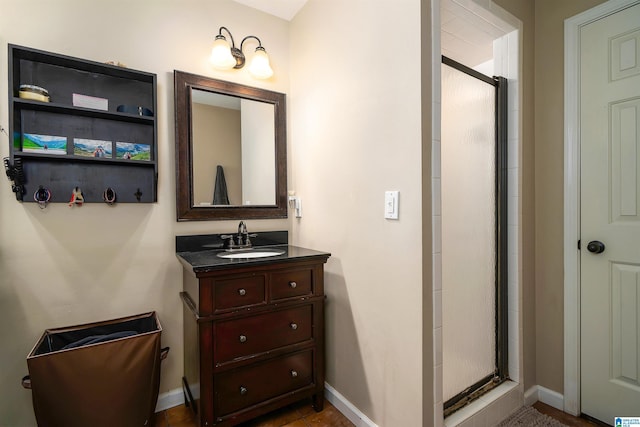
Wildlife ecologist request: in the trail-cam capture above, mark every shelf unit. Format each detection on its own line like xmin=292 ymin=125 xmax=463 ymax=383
xmin=7 ymin=44 xmax=158 ymax=203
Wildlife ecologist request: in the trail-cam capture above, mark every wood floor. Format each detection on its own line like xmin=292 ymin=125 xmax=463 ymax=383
xmin=533 ymin=402 xmax=610 ymax=427
xmin=155 ymin=399 xmax=608 ymax=427
xmin=154 ymin=399 xmax=354 ymax=427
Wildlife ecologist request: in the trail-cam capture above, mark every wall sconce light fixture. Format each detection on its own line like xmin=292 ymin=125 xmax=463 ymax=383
xmin=210 ymin=26 xmax=274 ymax=79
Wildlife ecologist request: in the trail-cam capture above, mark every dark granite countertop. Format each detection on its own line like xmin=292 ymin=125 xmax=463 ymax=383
xmin=176 ymin=231 xmax=330 ymax=273
xmin=176 ymin=231 xmax=289 ymax=253
xmin=177 ymin=245 xmax=331 ymax=273
xmin=176 ymin=237 xmax=332 ymax=278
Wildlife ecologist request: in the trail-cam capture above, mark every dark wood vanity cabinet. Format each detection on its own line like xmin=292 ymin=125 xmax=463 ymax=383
xmin=180 ymin=255 xmax=329 ymax=426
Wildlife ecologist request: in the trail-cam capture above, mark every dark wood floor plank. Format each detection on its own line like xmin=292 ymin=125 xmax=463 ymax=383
xmin=161 ymin=400 xmax=353 ymax=427
xmin=161 ymin=399 xmax=609 ymax=427
xmin=533 ymin=402 xmax=610 ymax=427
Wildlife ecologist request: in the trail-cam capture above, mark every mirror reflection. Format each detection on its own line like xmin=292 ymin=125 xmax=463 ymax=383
xmin=191 ymin=89 xmax=275 ymax=207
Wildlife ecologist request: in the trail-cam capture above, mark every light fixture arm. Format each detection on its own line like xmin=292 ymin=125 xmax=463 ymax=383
xmin=217 ymin=26 xmax=236 ymax=48
xmin=240 ymin=35 xmax=264 ymax=52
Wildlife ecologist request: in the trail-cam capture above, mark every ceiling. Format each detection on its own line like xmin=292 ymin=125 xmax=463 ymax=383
xmin=231 ymin=0 xmax=509 ymax=68
xmin=441 ymin=0 xmax=513 ymax=68
xmin=231 ymin=0 xmax=308 ymax=21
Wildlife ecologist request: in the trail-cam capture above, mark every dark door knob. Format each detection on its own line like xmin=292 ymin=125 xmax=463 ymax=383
xmin=587 ymin=240 xmax=605 ymax=254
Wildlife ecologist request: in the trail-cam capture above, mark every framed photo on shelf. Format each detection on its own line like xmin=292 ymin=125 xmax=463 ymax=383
xmin=22 ymin=134 xmax=67 ymax=155
xmin=116 ymin=142 xmax=150 ymax=161
xmin=73 ymin=138 xmax=113 ymax=158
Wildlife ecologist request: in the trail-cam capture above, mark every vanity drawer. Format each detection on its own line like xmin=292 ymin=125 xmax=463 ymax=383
xmin=215 ymin=350 xmax=313 ymax=416
xmin=214 ymin=305 xmax=312 ymax=363
xmin=214 ymin=275 xmax=266 ymax=311
xmin=271 ymin=268 xmax=313 ymax=300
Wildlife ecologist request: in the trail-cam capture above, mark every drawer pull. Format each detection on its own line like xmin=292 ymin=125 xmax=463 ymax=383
xmin=239 ymin=386 xmax=248 ymax=395
xmin=289 ymin=281 xmax=297 ymax=289
xmin=239 ymin=335 xmax=247 ymax=343
xmin=290 ymin=323 xmax=298 ymax=330
xmin=290 ymin=370 xmax=298 ymax=378
xmin=238 ymin=288 xmax=246 ymax=296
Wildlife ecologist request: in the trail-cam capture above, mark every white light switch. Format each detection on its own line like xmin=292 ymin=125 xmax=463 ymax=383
xmin=384 ymin=191 xmax=399 ymax=219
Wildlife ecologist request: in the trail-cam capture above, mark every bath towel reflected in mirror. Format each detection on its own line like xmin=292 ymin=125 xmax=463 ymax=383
xmin=213 ymin=165 xmax=230 ymax=205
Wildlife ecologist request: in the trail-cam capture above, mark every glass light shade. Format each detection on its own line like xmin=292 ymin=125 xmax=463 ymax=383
xmin=210 ymin=37 xmax=236 ymax=70
xmin=248 ymin=48 xmax=273 ymax=79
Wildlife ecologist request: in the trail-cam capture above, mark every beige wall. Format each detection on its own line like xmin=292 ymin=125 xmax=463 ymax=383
xmin=0 ymin=0 xmax=434 ymax=425
xmin=494 ymin=0 xmax=606 ymax=395
xmin=289 ymin=0 xmax=429 ymax=425
xmin=0 ymin=1 xmax=289 ymax=424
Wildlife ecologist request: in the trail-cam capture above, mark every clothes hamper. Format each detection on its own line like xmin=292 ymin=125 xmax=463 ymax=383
xmin=23 ymin=312 xmax=167 ymax=427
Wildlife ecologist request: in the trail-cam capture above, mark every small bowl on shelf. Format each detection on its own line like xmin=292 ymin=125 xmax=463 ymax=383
xmin=19 ymin=84 xmax=50 ymax=102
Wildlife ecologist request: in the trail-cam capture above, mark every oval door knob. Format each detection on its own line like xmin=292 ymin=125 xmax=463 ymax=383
xmin=238 ymin=288 xmax=246 ymax=296
xmin=289 ymin=281 xmax=297 ymax=289
xmin=239 ymin=386 xmax=247 ymax=395
xmin=587 ymin=240 xmax=605 ymax=254
xmin=239 ymin=335 xmax=247 ymax=343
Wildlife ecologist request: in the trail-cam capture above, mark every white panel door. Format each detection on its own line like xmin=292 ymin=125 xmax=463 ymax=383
xmin=580 ymin=2 xmax=640 ymax=423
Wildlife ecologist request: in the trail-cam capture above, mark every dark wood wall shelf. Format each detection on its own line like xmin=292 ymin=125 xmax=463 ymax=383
xmin=13 ymin=98 xmax=156 ymax=124
xmin=7 ymin=44 xmax=158 ymax=203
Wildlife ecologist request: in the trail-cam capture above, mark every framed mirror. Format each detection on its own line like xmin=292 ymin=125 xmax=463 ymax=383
xmin=174 ymin=70 xmax=287 ymax=220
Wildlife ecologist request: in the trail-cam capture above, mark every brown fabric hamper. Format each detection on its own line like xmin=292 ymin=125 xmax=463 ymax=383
xmin=23 ymin=312 xmax=167 ymax=427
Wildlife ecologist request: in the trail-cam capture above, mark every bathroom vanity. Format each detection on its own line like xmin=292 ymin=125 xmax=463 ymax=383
xmin=176 ymin=233 xmax=330 ymax=426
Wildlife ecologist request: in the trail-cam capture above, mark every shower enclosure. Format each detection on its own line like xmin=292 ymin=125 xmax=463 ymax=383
xmin=441 ymin=56 xmax=508 ymax=415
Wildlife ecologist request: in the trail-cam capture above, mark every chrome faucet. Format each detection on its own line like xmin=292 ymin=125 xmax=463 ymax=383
xmin=237 ymin=221 xmax=248 ymax=246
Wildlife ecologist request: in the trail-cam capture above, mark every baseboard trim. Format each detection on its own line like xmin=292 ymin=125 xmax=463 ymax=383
xmin=324 ymin=382 xmax=378 ymax=427
xmin=539 ymin=386 xmax=564 ymax=411
xmin=524 ymin=385 xmax=564 ymax=411
xmin=155 ymin=387 xmax=184 ymax=413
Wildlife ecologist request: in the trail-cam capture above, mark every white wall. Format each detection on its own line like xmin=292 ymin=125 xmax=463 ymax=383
xmin=0 ymin=1 xmax=290 ymax=424
xmin=290 ymin=0 xmax=426 ymax=425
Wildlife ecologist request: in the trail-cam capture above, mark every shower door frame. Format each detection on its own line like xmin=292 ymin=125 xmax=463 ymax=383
xmin=441 ymin=55 xmax=509 ymax=416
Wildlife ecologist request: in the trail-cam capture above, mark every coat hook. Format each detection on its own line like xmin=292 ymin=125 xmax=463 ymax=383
xmin=134 ymin=188 xmax=142 ymax=202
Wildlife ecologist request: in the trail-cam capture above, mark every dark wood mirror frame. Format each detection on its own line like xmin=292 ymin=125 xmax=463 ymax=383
xmin=174 ymin=70 xmax=287 ymax=221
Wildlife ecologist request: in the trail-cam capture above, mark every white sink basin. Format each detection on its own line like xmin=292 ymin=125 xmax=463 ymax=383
xmin=217 ymin=249 xmax=285 ymax=259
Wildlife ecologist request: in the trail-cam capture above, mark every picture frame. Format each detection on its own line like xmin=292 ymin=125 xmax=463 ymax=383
xmin=73 ymin=138 xmax=113 ymax=158
xmin=116 ymin=142 xmax=150 ymax=161
xmin=22 ymin=134 xmax=67 ymax=155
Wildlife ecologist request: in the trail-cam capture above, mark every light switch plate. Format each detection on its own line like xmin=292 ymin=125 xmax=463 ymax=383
xmin=384 ymin=191 xmax=399 ymax=219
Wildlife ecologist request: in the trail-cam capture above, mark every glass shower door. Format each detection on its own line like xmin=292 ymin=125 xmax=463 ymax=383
xmin=441 ymin=57 xmax=508 ymax=414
